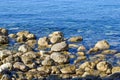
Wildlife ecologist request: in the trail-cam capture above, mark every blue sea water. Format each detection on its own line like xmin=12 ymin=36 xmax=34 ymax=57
xmin=0 ymin=0 xmax=120 ymax=51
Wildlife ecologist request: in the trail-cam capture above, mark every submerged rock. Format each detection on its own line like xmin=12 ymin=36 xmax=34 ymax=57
xmin=8 ymin=34 xmax=17 ymax=38
xmin=51 ymin=41 xmax=68 ymax=52
xmin=77 ymin=45 xmax=86 ymax=51
xmin=68 ymin=36 xmax=83 ymax=42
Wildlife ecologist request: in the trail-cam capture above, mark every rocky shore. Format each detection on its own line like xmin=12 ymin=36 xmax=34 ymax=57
xmin=0 ymin=28 xmax=120 ymax=80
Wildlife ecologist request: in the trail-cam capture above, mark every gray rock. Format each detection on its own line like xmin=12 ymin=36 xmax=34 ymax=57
xmin=51 ymin=41 xmax=68 ymax=52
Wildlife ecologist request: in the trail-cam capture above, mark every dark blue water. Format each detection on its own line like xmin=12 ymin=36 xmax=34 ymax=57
xmin=0 ymin=0 xmax=120 ymax=50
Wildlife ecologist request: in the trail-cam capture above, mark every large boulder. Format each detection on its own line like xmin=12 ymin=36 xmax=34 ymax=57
xmin=50 ymin=52 xmax=69 ymax=64
xmin=94 ymin=40 xmax=110 ymax=50
xmin=51 ymin=41 xmax=68 ymax=52
xmin=0 ymin=35 xmax=9 ymax=44
xmin=68 ymin=36 xmax=83 ymax=42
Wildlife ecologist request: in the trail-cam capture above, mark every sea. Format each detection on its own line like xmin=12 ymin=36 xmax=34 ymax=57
xmin=0 ymin=0 xmax=120 ymax=51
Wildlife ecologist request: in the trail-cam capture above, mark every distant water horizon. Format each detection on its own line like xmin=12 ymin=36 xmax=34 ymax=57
xmin=0 ymin=0 xmax=120 ymax=50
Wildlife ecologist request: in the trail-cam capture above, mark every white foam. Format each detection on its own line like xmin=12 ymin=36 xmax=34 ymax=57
xmin=9 ymin=27 xmax=19 ymax=30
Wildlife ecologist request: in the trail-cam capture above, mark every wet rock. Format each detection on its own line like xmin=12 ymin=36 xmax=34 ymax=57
xmin=2 ymin=55 xmax=14 ymax=63
xmin=96 ymin=61 xmax=112 ymax=72
xmin=0 ymin=74 xmax=11 ymax=80
xmin=0 ymin=63 xmax=12 ymax=73
xmin=79 ymin=62 xmax=95 ymax=70
xmin=51 ymin=41 xmax=68 ymax=52
xmin=108 ymin=73 xmax=120 ymax=80
xmin=8 ymin=34 xmax=17 ymax=38
xmin=112 ymin=67 xmax=120 ymax=74
xmin=51 ymin=66 xmax=61 ymax=74
xmin=26 ymin=33 xmax=36 ymax=40
xmin=82 ymin=72 xmax=91 ymax=77
xmin=60 ymin=74 xmax=71 ymax=79
xmin=49 ymin=31 xmax=63 ymax=38
xmin=77 ymin=52 xmax=85 ymax=56
xmin=0 ymin=50 xmax=12 ymax=60
xmin=18 ymin=44 xmax=32 ymax=53
xmin=16 ymin=35 xmax=27 ymax=42
xmin=101 ymin=49 xmax=117 ymax=55
xmin=60 ymin=65 xmax=76 ymax=74
xmin=114 ymin=53 xmax=120 ymax=58
xmin=38 ymin=37 xmax=49 ymax=49
xmin=69 ymin=44 xmax=79 ymax=48
xmin=50 ymin=52 xmax=69 ymax=64
xmin=13 ymin=62 xmax=28 ymax=71
xmin=76 ymin=69 xmax=84 ymax=75
xmin=94 ymin=40 xmax=110 ymax=50
xmin=17 ymin=31 xmax=29 ymax=37
xmin=39 ymin=50 xmax=51 ymax=57
xmin=89 ymin=54 xmax=106 ymax=64
xmin=77 ymin=45 xmax=86 ymax=51
xmin=50 ymin=35 xmax=64 ymax=44
xmin=74 ymin=56 xmax=86 ymax=64
xmin=37 ymin=66 xmax=51 ymax=74
xmin=41 ymin=56 xmax=54 ymax=66
xmin=88 ymin=47 xmax=100 ymax=54
xmin=0 ymin=35 xmax=8 ymax=44
xmin=0 ymin=28 xmax=8 ymax=36
xmin=68 ymin=36 xmax=83 ymax=42
xmin=25 ymin=40 xmax=36 ymax=47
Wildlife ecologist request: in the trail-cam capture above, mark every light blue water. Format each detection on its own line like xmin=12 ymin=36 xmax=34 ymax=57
xmin=0 ymin=0 xmax=120 ymax=50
